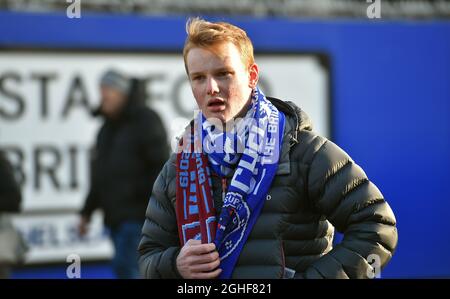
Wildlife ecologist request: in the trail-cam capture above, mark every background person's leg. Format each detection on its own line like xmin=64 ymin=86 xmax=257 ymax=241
xmin=110 ymin=221 xmax=141 ymax=279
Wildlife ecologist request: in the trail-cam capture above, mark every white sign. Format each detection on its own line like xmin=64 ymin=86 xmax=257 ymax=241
xmin=0 ymin=51 xmax=330 ymax=263
xmin=10 ymin=211 xmax=112 ymax=263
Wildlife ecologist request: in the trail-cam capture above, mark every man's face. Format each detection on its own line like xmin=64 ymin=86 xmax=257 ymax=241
xmin=186 ymin=42 xmax=258 ymax=124
xmin=100 ymin=86 xmax=127 ymax=118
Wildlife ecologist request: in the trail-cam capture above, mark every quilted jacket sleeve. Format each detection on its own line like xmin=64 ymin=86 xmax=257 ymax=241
xmin=300 ymin=132 xmax=398 ymax=279
xmin=138 ymin=154 xmax=182 ymax=278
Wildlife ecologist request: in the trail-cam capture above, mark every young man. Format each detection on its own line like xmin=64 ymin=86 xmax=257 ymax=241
xmin=138 ymin=18 xmax=398 ymax=279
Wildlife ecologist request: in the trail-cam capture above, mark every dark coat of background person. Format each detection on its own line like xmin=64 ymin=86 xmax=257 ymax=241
xmin=138 ymin=98 xmax=398 ymax=279
xmin=0 ymin=151 xmax=23 ymax=278
xmin=81 ymin=78 xmax=170 ymax=229
xmin=0 ymin=151 xmax=21 ymax=213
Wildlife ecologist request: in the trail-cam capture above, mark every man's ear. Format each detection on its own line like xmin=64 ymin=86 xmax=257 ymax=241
xmin=248 ymin=63 xmax=259 ymax=88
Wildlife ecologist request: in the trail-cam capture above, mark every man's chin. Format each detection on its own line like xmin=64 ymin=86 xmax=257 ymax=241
xmin=203 ymin=111 xmax=227 ymax=124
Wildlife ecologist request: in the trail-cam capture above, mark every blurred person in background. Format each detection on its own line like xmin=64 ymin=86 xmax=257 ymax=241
xmin=138 ymin=18 xmax=398 ymax=279
xmin=78 ymin=69 xmax=169 ymax=279
xmin=0 ymin=151 xmax=23 ymax=278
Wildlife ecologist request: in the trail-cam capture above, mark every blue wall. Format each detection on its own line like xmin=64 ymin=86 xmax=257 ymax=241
xmin=1 ymin=11 xmax=450 ymax=278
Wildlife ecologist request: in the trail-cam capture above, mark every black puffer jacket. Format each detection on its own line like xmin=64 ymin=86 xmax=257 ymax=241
xmin=81 ymin=79 xmax=169 ymax=228
xmin=138 ymin=98 xmax=398 ymax=279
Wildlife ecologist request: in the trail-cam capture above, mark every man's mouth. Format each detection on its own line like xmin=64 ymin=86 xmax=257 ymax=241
xmin=207 ymin=98 xmax=226 ymax=112
xmin=207 ymin=98 xmax=225 ymax=106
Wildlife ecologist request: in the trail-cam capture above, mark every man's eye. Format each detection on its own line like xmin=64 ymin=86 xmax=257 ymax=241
xmin=192 ymin=75 xmax=205 ymax=81
xmin=218 ymin=72 xmax=231 ymax=77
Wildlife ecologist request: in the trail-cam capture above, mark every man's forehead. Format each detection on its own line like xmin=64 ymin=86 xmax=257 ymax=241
xmin=187 ymin=45 xmax=241 ymax=74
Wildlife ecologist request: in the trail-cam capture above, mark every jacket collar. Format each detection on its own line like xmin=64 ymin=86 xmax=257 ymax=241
xmin=267 ymin=97 xmax=313 ymax=175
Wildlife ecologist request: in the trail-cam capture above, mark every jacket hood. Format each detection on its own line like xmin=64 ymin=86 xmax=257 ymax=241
xmin=267 ymin=97 xmax=313 ymax=140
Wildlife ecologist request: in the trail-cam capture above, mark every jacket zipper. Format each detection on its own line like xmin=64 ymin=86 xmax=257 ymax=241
xmin=280 ymin=241 xmax=286 ymax=278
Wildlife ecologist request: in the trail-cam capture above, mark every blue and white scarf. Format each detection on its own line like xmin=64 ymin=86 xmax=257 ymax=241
xmin=199 ymin=87 xmax=285 ymax=278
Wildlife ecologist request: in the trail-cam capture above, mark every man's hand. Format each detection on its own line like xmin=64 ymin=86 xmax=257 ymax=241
xmin=176 ymin=239 xmax=222 ymax=279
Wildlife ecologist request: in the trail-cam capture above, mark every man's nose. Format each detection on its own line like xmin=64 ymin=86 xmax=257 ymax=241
xmin=206 ymin=77 xmax=219 ymax=95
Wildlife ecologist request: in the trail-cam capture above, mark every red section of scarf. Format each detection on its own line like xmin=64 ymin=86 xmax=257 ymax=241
xmin=175 ymin=130 xmax=217 ymax=245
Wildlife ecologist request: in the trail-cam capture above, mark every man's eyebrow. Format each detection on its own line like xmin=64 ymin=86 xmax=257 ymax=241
xmin=189 ymin=67 xmax=233 ymax=77
xmin=189 ymin=71 xmax=204 ymax=77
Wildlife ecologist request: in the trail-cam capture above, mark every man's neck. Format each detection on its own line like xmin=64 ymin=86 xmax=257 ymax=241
xmin=223 ymin=100 xmax=252 ymax=132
